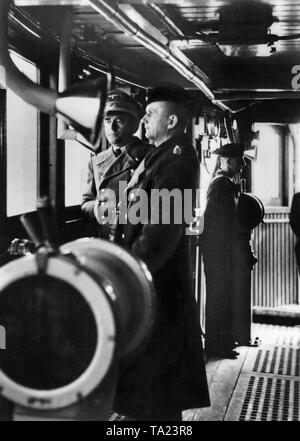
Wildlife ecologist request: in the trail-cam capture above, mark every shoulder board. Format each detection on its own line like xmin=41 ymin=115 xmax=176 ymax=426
xmin=210 ymin=175 xmax=232 ymax=185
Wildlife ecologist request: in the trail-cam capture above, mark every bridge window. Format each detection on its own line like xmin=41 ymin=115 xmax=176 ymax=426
xmin=6 ymin=52 xmax=39 ymax=217
xmin=64 ymin=139 xmax=91 ymax=207
xmin=251 ymin=123 xmax=287 ymax=207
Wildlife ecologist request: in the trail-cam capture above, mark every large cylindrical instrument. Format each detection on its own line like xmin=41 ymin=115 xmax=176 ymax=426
xmin=0 ymin=238 xmax=155 ymax=411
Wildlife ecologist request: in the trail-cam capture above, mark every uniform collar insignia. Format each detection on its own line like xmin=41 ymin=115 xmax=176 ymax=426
xmin=173 ymin=145 xmax=182 ymax=155
xmin=94 ymin=147 xmax=114 ymax=165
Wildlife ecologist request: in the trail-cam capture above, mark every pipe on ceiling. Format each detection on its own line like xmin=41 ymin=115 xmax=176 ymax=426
xmin=0 ymin=0 xmax=57 ymax=114
xmin=87 ymin=0 xmax=232 ymax=112
xmin=147 ymin=3 xmax=185 ymax=37
xmin=58 ymin=7 xmax=72 ymax=94
xmin=215 ymin=91 xmax=300 ymax=101
xmin=224 ymin=111 xmax=236 ymax=143
xmin=57 ymin=7 xmax=73 ymax=139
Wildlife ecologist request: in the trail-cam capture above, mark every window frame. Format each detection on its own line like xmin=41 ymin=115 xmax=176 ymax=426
xmin=251 ymin=122 xmax=289 ymax=208
xmin=0 ymin=50 xmax=48 ymax=247
xmin=6 ymin=52 xmax=40 ymax=219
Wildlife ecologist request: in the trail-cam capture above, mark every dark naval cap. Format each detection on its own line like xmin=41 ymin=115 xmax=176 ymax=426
xmin=146 ymin=82 xmax=190 ymax=107
xmin=213 ymin=143 xmax=245 ymax=158
xmin=104 ymin=90 xmax=142 ymax=121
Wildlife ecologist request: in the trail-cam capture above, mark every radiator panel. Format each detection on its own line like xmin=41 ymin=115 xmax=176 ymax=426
xmin=252 ymin=209 xmax=299 ymax=308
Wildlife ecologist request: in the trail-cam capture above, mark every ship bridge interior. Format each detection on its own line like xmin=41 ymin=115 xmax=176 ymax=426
xmin=0 ymin=0 xmax=300 ymax=423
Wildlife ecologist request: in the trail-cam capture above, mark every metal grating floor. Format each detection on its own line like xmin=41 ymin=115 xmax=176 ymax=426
xmin=224 ymin=324 xmax=300 ymax=421
xmin=253 ymin=347 xmax=300 ymax=376
xmin=239 ymin=376 xmax=300 ymax=421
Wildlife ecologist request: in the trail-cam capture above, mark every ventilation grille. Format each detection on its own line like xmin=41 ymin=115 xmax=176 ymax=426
xmin=239 ymin=376 xmax=300 ymax=421
xmin=253 ymin=347 xmax=300 ymax=376
xmin=224 ymin=325 xmax=300 ymax=421
xmin=251 ymin=211 xmax=298 ymax=308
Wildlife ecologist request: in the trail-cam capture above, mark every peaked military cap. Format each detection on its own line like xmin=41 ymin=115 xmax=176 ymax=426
xmin=104 ymin=90 xmax=142 ymax=121
xmin=213 ymin=143 xmax=245 ymax=158
xmin=146 ymin=82 xmax=190 ymax=106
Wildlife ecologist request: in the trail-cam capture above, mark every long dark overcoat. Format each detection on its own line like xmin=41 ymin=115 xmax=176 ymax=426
xmin=202 ymin=172 xmax=253 ymax=354
xmin=114 ymin=134 xmax=210 ymax=419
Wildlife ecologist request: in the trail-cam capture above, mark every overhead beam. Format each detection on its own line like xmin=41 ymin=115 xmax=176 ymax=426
xmin=12 ymin=2 xmax=149 ymax=89
xmin=14 ymin=0 xmax=211 ymax=88
xmin=87 ymin=1 xmax=216 ymax=97
xmin=146 ymin=3 xmax=185 ymax=37
xmin=15 ymin=0 xmax=300 ymax=7
xmin=15 ymin=0 xmax=217 ymax=5
xmin=86 ymin=0 xmax=234 ymax=111
xmin=15 ymin=0 xmax=233 ymax=111
xmin=15 ymin=0 xmax=87 ymax=5
xmin=215 ymin=91 xmax=300 ymax=101
xmin=118 ymin=3 xmax=210 ymax=85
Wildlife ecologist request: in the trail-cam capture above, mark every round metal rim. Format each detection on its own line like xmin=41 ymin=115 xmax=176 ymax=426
xmin=61 ymin=238 xmax=156 ymax=359
xmin=0 ymin=255 xmax=116 ymax=410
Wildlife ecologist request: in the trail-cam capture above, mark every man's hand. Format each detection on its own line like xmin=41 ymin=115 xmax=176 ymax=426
xmin=93 ymin=189 xmax=117 ymax=225
xmin=93 ymin=200 xmax=103 ymax=224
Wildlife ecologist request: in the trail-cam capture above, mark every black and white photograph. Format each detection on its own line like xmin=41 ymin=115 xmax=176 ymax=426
xmin=0 ymin=0 xmax=299 ymax=426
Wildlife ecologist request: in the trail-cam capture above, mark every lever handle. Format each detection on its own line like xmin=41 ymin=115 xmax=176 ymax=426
xmin=20 ymin=212 xmax=45 ymax=248
xmin=37 ymin=196 xmax=59 ymax=249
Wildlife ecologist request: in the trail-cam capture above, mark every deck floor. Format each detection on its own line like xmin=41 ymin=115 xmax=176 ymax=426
xmin=9 ymin=323 xmax=300 ymax=421
xmin=183 ymin=323 xmax=300 ymax=421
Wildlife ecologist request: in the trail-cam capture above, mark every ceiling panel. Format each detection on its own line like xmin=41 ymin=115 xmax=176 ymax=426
xmin=9 ymin=0 xmax=300 ymax=109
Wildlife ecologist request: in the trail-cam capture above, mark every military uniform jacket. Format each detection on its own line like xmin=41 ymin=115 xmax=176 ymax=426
xmin=114 ymin=134 xmax=210 ymax=418
xmin=81 ymin=136 xmax=151 ymax=238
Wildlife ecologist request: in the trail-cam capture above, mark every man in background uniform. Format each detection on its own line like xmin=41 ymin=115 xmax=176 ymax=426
xmin=81 ymin=89 xmax=150 ymax=241
xmin=202 ymin=143 xmax=256 ymax=359
xmin=113 ymin=83 xmax=210 ymax=421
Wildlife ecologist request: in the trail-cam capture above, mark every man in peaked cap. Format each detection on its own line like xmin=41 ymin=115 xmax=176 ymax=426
xmin=213 ymin=142 xmax=246 ymax=175
xmin=202 ymin=142 xmax=257 ymax=359
xmin=81 ymin=89 xmax=151 ymax=241
xmin=113 ymin=83 xmax=210 ymax=420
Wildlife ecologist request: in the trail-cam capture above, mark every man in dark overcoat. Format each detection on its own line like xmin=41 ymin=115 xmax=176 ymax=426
xmin=81 ymin=90 xmax=150 ymax=241
xmin=113 ymin=84 xmax=210 ymax=420
xmin=202 ymin=144 xmax=254 ymax=358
